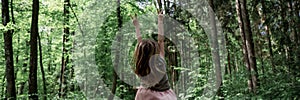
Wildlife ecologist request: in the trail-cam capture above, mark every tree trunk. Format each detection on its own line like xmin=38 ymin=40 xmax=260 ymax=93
xmin=171 ymin=52 xmax=179 ymax=90
xmin=2 ymin=0 xmax=17 ymax=99
xmin=236 ymin=0 xmax=253 ymax=93
xmin=157 ymin=0 xmax=163 ymax=12
xmin=288 ymin=0 xmax=297 ymax=43
xmin=69 ymin=3 xmax=83 ymax=93
xmin=164 ymin=0 xmax=170 ymax=14
xmin=295 ymin=1 xmax=300 ymax=68
xmin=29 ymin=0 xmax=39 ymax=99
xmin=108 ymin=0 xmax=121 ymax=100
xmin=11 ymin=0 xmax=19 ymax=81
xmin=59 ymin=0 xmax=70 ymax=98
xmin=288 ymin=0 xmax=299 ymax=77
xmin=279 ymin=0 xmax=293 ymax=72
xmin=260 ymin=0 xmax=275 ymax=72
xmin=296 ymin=1 xmax=300 ymax=44
xmin=225 ymin=33 xmax=231 ymax=75
xmin=69 ymin=4 xmax=78 ymax=92
xmin=237 ymin=0 xmax=259 ymax=93
xmin=241 ymin=0 xmax=258 ymax=93
xmin=47 ymin=32 xmax=52 ymax=72
xmin=38 ymin=35 xmax=47 ymax=100
xmin=1 ymin=75 xmax=6 ymax=99
xmin=18 ymin=41 xmax=29 ymax=95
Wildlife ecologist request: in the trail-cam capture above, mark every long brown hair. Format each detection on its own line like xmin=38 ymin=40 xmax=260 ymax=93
xmin=134 ymin=39 xmax=160 ymax=76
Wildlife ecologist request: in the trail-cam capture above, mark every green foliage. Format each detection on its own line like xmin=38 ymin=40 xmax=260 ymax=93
xmin=0 ymin=0 xmax=299 ymax=99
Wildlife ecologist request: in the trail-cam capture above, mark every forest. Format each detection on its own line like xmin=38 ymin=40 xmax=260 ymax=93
xmin=0 ymin=0 xmax=299 ymax=99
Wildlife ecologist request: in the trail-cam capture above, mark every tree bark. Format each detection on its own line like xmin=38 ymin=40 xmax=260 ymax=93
xmin=288 ymin=0 xmax=299 ymax=77
xmin=236 ymin=0 xmax=253 ymax=93
xmin=38 ymin=35 xmax=47 ymax=100
xmin=260 ymin=0 xmax=275 ymax=72
xmin=1 ymin=75 xmax=6 ymax=99
xmin=69 ymin=4 xmax=79 ymax=92
xmin=241 ymin=0 xmax=258 ymax=93
xmin=29 ymin=0 xmax=39 ymax=99
xmin=237 ymin=0 xmax=259 ymax=93
xmin=288 ymin=0 xmax=297 ymax=43
xmin=108 ymin=0 xmax=121 ymax=100
xmin=163 ymin=0 xmax=170 ymax=14
xmin=296 ymin=1 xmax=300 ymax=44
xmin=47 ymin=32 xmax=52 ymax=72
xmin=225 ymin=33 xmax=231 ymax=75
xmin=18 ymin=41 xmax=29 ymax=95
xmin=59 ymin=0 xmax=70 ymax=98
xmin=2 ymin=0 xmax=17 ymax=99
xmin=279 ymin=0 xmax=293 ymax=72
xmin=11 ymin=0 xmax=19 ymax=81
xmin=157 ymin=0 xmax=163 ymax=12
xmin=171 ymin=52 xmax=179 ymax=89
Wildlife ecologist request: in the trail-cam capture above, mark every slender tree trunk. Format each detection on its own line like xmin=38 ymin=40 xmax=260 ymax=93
xmin=234 ymin=54 xmax=239 ymax=72
xmin=1 ymin=75 xmax=6 ymax=99
xmin=241 ymin=0 xmax=258 ymax=93
xmin=108 ymin=0 xmax=121 ymax=100
xmin=288 ymin=0 xmax=299 ymax=77
xmin=18 ymin=82 xmax=26 ymax=95
xmin=47 ymin=33 xmax=52 ymax=72
xmin=29 ymin=0 xmax=39 ymax=99
xmin=279 ymin=0 xmax=293 ymax=72
xmin=10 ymin=0 xmax=15 ymax=33
xmin=166 ymin=43 xmax=179 ymax=90
xmin=172 ymin=52 xmax=179 ymax=90
xmin=296 ymin=1 xmax=300 ymax=68
xmin=69 ymin=3 xmax=83 ymax=93
xmin=69 ymin=4 xmax=79 ymax=92
xmin=237 ymin=0 xmax=259 ymax=93
xmin=38 ymin=35 xmax=47 ymax=100
xmin=11 ymin=0 xmax=19 ymax=81
xmin=59 ymin=0 xmax=70 ymax=98
xmin=225 ymin=33 xmax=231 ymax=75
xmin=259 ymin=43 xmax=265 ymax=74
xmin=296 ymin=1 xmax=300 ymax=44
xmin=288 ymin=0 xmax=297 ymax=43
xmin=236 ymin=0 xmax=253 ymax=93
xmin=18 ymin=42 xmax=29 ymax=95
xmin=2 ymin=0 xmax=17 ymax=99
xmin=163 ymin=0 xmax=169 ymax=14
xmin=260 ymin=0 xmax=274 ymax=72
xmin=157 ymin=0 xmax=162 ymax=12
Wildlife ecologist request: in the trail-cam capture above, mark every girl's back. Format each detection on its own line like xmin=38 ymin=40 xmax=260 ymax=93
xmin=132 ymin=12 xmax=177 ymax=100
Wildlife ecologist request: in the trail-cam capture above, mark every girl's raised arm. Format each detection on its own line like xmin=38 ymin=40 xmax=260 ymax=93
xmin=158 ymin=13 xmax=164 ymax=58
xmin=132 ymin=15 xmax=142 ymax=43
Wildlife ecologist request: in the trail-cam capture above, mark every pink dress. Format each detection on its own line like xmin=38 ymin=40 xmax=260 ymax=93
xmin=135 ymin=55 xmax=177 ymax=100
xmin=135 ymin=87 xmax=177 ymax=100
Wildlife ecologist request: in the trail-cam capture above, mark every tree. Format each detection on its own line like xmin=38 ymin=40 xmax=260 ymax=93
xmin=60 ymin=0 xmax=71 ymax=98
xmin=2 ymin=0 xmax=17 ymax=99
xmin=108 ymin=0 xmax=122 ymax=100
xmin=259 ymin=0 xmax=274 ymax=72
xmin=157 ymin=0 xmax=163 ymax=12
xmin=236 ymin=0 xmax=258 ymax=93
xmin=38 ymin=34 xmax=47 ymax=100
xmin=28 ymin=0 xmax=39 ymax=99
